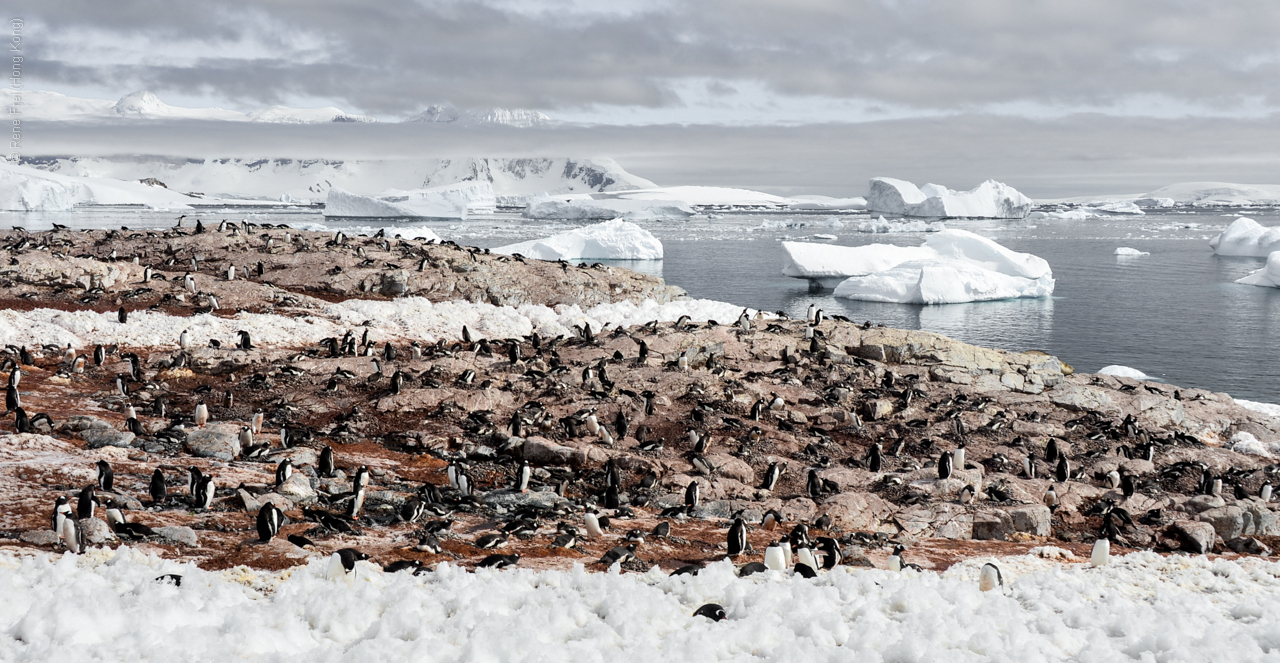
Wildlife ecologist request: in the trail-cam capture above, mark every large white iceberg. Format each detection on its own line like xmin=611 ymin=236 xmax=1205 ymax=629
xmin=324 ymin=182 xmax=495 ymax=219
xmin=492 ymin=220 xmax=663 ymax=261
xmin=1236 ymin=251 xmax=1280 ymax=288
xmin=1209 ymin=217 xmax=1280 ymax=257
xmin=522 ymin=195 xmax=694 ymax=220
xmin=865 ymin=178 xmax=1034 ymax=219
xmin=783 ymin=230 xmax=1053 ymax=304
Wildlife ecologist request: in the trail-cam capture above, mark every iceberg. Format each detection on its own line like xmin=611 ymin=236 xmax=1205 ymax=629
xmin=324 ymin=182 xmax=495 ymax=219
xmin=865 ymin=178 xmax=1033 ymax=219
xmin=832 ymin=257 xmax=1055 ymax=304
xmin=1133 ymin=197 xmax=1175 ymax=208
xmin=1085 ymin=201 xmax=1144 ymax=215
xmin=522 ymin=195 xmax=694 ymax=220
xmin=855 ymin=216 xmax=946 ymax=233
xmin=1026 ymin=209 xmax=1099 ymax=220
xmin=1236 ymin=251 xmax=1280 ymax=288
xmin=1114 ymin=247 xmax=1149 ymax=256
xmin=787 ymin=195 xmax=867 ymax=210
xmin=1098 ymin=365 xmax=1154 ymax=380
xmin=781 ymin=241 xmax=933 ymax=289
xmin=1209 ymin=217 xmax=1280 ymax=257
xmin=492 ymin=220 xmax=663 ymax=261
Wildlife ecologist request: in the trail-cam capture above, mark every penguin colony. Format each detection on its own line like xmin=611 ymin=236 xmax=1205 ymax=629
xmin=2 ymin=225 xmax=1279 ymax=579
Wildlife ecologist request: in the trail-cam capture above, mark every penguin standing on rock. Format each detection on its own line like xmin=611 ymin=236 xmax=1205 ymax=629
xmin=685 ymin=481 xmax=700 ymax=511
xmin=938 ymin=451 xmax=953 ymax=481
xmin=517 ymin=460 xmax=532 ymax=492
xmin=1055 ymin=456 xmax=1070 ymax=483
xmin=77 ymin=485 xmax=97 ymax=519
xmin=727 ymin=518 xmax=747 ymax=557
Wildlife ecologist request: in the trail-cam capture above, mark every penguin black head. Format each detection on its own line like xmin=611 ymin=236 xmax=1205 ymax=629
xmin=692 ymin=603 xmax=726 ymax=622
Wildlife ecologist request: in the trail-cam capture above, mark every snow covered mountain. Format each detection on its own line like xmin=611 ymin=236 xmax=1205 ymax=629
xmin=21 ymin=156 xmax=654 ymax=202
xmin=23 ymin=90 xmax=376 ymax=124
xmin=403 ymin=105 xmax=553 ymax=127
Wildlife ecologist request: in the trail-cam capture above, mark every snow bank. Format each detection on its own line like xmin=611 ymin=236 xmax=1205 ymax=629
xmin=1210 ymin=217 xmax=1280 ymax=257
xmin=523 ymin=195 xmax=694 ymax=221
xmin=1143 ymin=182 xmax=1280 ymax=206
xmin=492 ymin=220 xmax=663 ymax=261
xmin=7 ymin=549 xmax=1280 ymax=662
xmin=0 ymin=161 xmax=203 ymax=211
xmin=866 ymin=178 xmax=1033 ymax=219
xmin=855 ymin=217 xmax=946 ymax=233
xmin=1098 ymin=365 xmax=1153 ymax=379
xmin=1237 ymin=399 xmax=1280 ymax=420
xmin=324 ymin=182 xmax=495 ymax=219
xmin=1230 ymin=432 xmax=1273 ymax=458
xmin=786 ymin=195 xmax=867 ymax=210
xmin=0 ymin=296 xmax=756 ymax=351
xmin=1114 ymin=247 xmax=1150 ymax=256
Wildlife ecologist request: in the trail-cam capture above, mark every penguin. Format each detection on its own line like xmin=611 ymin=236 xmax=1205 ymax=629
xmin=953 ymin=441 xmax=966 ymax=470
xmin=769 ymin=392 xmax=785 ymax=411
xmin=764 ymin=540 xmax=787 ymax=570
xmin=867 ymin=443 xmax=883 ymax=472
xmin=1055 ymin=455 xmax=1070 ymax=483
xmin=1120 ymin=473 xmax=1135 ymax=499
xmin=60 ymin=515 xmax=82 ymax=554
xmin=319 ymin=446 xmax=336 ymax=478
xmin=478 ymin=554 xmax=520 ymax=569
xmin=7 ymin=367 xmax=18 ymax=388
xmin=238 ymin=426 xmax=253 ymax=450
xmin=615 ymin=410 xmax=629 ymax=439
xmin=1045 ymin=438 xmax=1059 ymax=464
xmin=61 ymin=344 xmax=75 ymax=366
xmin=475 ymin=532 xmax=509 ymax=549
xmin=795 ymin=545 xmax=819 ymax=572
xmin=585 ymin=413 xmax=600 ymax=435
xmin=1211 ymin=477 xmax=1223 ymax=497
xmin=251 ymin=410 xmax=264 ymax=434
xmin=149 ymin=469 xmax=166 ymax=504
xmin=806 ymin=469 xmax=823 ymax=499
xmin=599 ymin=543 xmax=637 ymax=566
xmin=813 ymin=309 xmax=824 ymax=326
xmin=226 ymin=265 xmax=235 ymax=281
xmin=817 ymin=537 xmax=842 ymax=570
xmin=978 ymin=562 xmax=1003 ymax=592
xmin=93 ymin=344 xmax=104 ymax=366
xmin=196 ymin=475 xmax=216 ymax=510
xmin=383 ymin=560 xmax=424 ymax=574
xmin=651 ymin=521 xmax=671 ymax=538
xmin=761 ymin=509 xmax=782 ymax=531
xmin=585 ymin=510 xmax=605 ymax=538
xmin=1106 ymin=470 xmax=1121 ymax=490
xmin=1262 ymin=482 xmax=1273 ymax=502
xmin=118 ymin=307 xmax=128 ymax=324
xmin=125 ymin=404 xmax=137 ymax=422
xmin=749 ymin=399 xmax=765 ymax=421
xmin=237 ymin=330 xmax=253 ymax=350
xmin=938 ymin=451 xmax=953 ymax=480
xmin=51 ymin=496 xmax=72 ymax=533
xmin=349 ymin=483 xmax=366 ymax=518
xmin=456 ymin=470 xmax=472 ymax=497
xmin=77 ymin=485 xmax=97 ymax=519
xmin=807 ymin=303 xmax=816 ymax=324
xmin=333 ymin=548 xmax=370 ymax=576
xmin=96 ymin=460 xmax=114 ymax=493
xmin=194 ymin=403 xmax=209 ymax=428
xmin=185 ymin=274 xmax=196 ymax=293
xmin=693 ymin=604 xmax=727 ymax=621
xmin=179 ymin=330 xmax=190 ymax=350
xmin=888 ymin=545 xmax=906 ymax=572
xmin=5 ymin=384 xmax=20 ymax=413
xmin=256 ymin=503 xmax=282 ymax=543
xmin=727 ymin=518 xmax=747 ymax=557
xmin=604 ymin=485 xmax=621 ymax=509
xmin=1023 ymin=455 xmax=1036 ymax=479
xmin=760 ymin=462 xmax=784 ymax=491
xmin=605 ymin=460 xmax=622 ymax=490
xmin=1091 ymin=538 xmax=1110 ymax=567
xmin=781 ymin=538 xmax=793 ymax=568
xmin=414 ymin=534 xmax=442 ymax=553
xmin=187 ymin=466 xmax=203 ymax=498
xmin=685 ymin=480 xmax=700 ymax=510
xmin=958 ymin=484 xmax=975 ymax=505
xmin=275 ymin=459 xmax=293 ymax=486
xmin=517 ymin=460 xmax=532 ymax=492
xmin=1044 ymin=485 xmax=1059 ymax=510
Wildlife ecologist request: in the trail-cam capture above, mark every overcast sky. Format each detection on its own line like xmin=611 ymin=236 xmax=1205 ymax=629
xmin=12 ymin=0 xmax=1280 ymax=194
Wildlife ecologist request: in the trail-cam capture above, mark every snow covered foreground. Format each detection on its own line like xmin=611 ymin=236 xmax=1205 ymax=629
xmin=493 ymin=220 xmax=664 ymax=260
xmin=6 ymin=548 xmax=1280 ymax=662
xmin=0 ymin=297 xmax=757 ymax=351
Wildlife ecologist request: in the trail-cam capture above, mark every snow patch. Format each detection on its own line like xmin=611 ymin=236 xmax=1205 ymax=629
xmin=1098 ymin=365 xmax=1153 ymax=380
xmin=1230 ymin=432 xmax=1272 ymax=458
xmin=492 ymin=220 xmax=663 ymax=260
xmin=1237 ymin=399 xmax=1280 ymax=420
xmin=866 ymin=178 xmax=1033 ymax=219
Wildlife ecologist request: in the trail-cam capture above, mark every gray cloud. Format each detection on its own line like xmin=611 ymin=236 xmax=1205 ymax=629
xmin=14 ymin=0 xmax=1280 ymax=119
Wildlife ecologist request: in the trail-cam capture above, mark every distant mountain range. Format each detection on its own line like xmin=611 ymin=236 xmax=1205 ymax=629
xmin=22 ymin=90 xmax=553 ymax=127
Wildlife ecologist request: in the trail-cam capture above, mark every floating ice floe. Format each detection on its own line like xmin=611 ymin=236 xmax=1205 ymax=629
xmin=1026 ymin=209 xmax=1099 ymax=221
xmin=492 ymin=220 xmax=663 ymax=261
xmin=523 ymin=195 xmax=694 ymax=220
xmin=1210 ymin=217 xmax=1280 ymax=257
xmin=8 ymin=549 xmax=1280 ymax=661
xmin=1084 ymin=201 xmax=1144 ymax=215
xmin=865 ymin=177 xmax=1034 ymax=219
xmin=1098 ymin=365 xmax=1153 ymax=380
xmin=855 ymin=216 xmax=946 ymax=234
xmin=324 ymin=182 xmax=495 ymax=219
xmin=783 ymin=230 xmax=1053 ymax=304
xmin=1114 ymin=247 xmax=1149 ymax=256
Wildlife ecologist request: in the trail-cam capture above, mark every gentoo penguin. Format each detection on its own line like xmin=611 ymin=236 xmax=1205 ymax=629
xmin=807 ymin=469 xmax=824 ymax=499
xmin=330 ymin=548 xmax=370 ymax=578
xmin=614 ymin=410 xmax=629 ymax=438
xmin=979 ymin=563 xmax=1004 ymax=592
xmin=585 ymin=510 xmax=605 ymax=538
xmin=51 ymin=496 xmax=72 ymax=533
xmin=651 ymin=521 xmax=671 ymax=538
xmin=187 ymin=467 xmax=203 ymax=498
xmin=1262 ymin=482 xmax=1274 ymax=502
xmin=256 ymin=503 xmax=282 ymax=542
xmin=600 ymin=543 xmax=637 ymax=566
xmin=149 ymin=469 xmax=166 ymax=504
xmin=352 ymin=463 xmax=370 ymax=490
xmin=764 ymin=541 xmax=787 ymax=571
xmin=1091 ymin=538 xmax=1110 ymax=567
xmin=226 ymin=265 xmax=235 ymax=281
xmin=517 ymin=460 xmax=532 ymax=492
xmin=1120 ymin=473 xmax=1135 ymax=499
xmin=795 ymin=545 xmax=819 ymax=571
xmin=96 ymin=460 xmax=114 ymax=493
xmin=475 ymin=532 xmax=509 ymax=549
xmin=605 ymin=460 xmax=622 ymax=490
xmin=737 ymin=309 xmax=751 ymax=333
xmin=794 ymin=562 xmax=818 ymax=578
xmin=958 ymin=484 xmax=975 ymax=505
xmin=77 ymin=485 xmax=97 ymax=519
xmin=585 ymin=413 xmax=600 ymax=435
xmin=93 ymin=345 xmax=104 ymax=366
xmin=814 ymin=309 xmax=824 ymax=326
xmin=867 ymin=443 xmax=883 ymax=472
xmin=888 ymin=545 xmax=906 ymax=572
xmin=456 ymin=469 xmax=472 ymax=497
xmin=275 ymin=459 xmax=293 ymax=486
xmin=769 ymin=392 xmax=785 ymax=411
xmin=727 ymin=518 xmax=747 ymax=557
xmin=938 ymin=451 xmax=953 ymax=481
xmin=781 ymin=538 xmax=793 ymax=567
xmin=693 ymin=604 xmax=726 ymax=622
xmin=953 ymin=441 xmax=966 ymax=470
xmin=7 ymin=367 xmax=18 ymax=389
xmin=1044 ymin=485 xmax=1059 ymax=511
xmin=60 ymin=515 xmax=82 ymax=554
xmin=761 ymin=509 xmax=783 ymax=531
xmin=179 ymin=329 xmax=190 ymax=349
xmin=685 ymin=480 xmax=701 ymax=510
xmin=383 ymin=560 xmax=424 ymax=574
xmin=236 ymin=331 xmax=252 ymax=350
xmin=1044 ymin=438 xmax=1059 ymax=464
xmin=1023 ymin=456 xmax=1036 ymax=479
xmin=194 ymin=403 xmax=209 ymax=428
xmin=1106 ymin=470 xmax=1121 ymax=490
xmin=318 ymin=446 xmax=335 ymax=478
xmin=807 ymin=303 xmax=816 ymax=324
xmin=125 ymin=403 xmax=137 ymax=422
xmin=756 ymin=462 xmax=785 ymax=494
xmin=1054 ymin=455 xmax=1070 ymax=483
xmin=478 ymin=554 xmax=520 ymax=569
xmin=118 ymin=307 xmax=128 ymax=324
xmin=1211 ymin=477 xmax=1223 ymax=497
xmin=196 ymin=475 xmax=216 ymax=510
xmin=238 ymin=426 xmax=254 ymax=450
xmin=552 ymin=531 xmax=577 ymax=549
xmin=251 ymin=410 xmax=264 ymax=434
xmin=817 ymin=537 xmax=842 ymax=570
xmin=72 ymin=356 xmax=85 ymax=373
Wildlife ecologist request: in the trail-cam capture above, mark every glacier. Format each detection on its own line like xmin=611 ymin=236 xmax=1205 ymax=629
xmin=323 ymin=182 xmax=495 ymax=219
xmin=865 ymin=178 xmax=1034 ymax=219
xmin=492 ymin=220 xmax=663 ymax=261
xmin=0 ymin=160 xmax=238 ymax=211
xmin=1209 ymin=217 xmax=1280 ymax=257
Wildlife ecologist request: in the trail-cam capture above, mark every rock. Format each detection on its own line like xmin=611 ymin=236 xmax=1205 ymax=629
xmin=1199 ymin=506 xmax=1244 ymax=540
xmin=20 ymin=529 xmax=60 ymax=545
xmin=156 ymin=526 xmax=199 ymax=547
xmin=1241 ymin=502 xmax=1280 ymax=536
xmin=707 ymin=454 xmax=754 ymax=485
xmin=1048 ymin=383 xmax=1115 ymax=413
xmin=79 ymin=517 xmax=115 ymax=544
xmin=862 ymin=399 xmax=896 ymax=421
xmin=184 ymin=425 xmax=242 ymax=461
xmin=80 ymin=429 xmax=135 ymax=449
xmin=972 ymin=505 xmax=1052 ymax=540
xmin=824 ymin=492 xmax=895 ymax=532
xmin=1226 ymin=537 xmax=1273 ymax=556
xmin=1008 ymin=505 xmax=1053 ymax=536
xmin=1172 ymin=520 xmax=1215 ymax=554
xmin=523 ymin=436 xmax=573 ymax=465
xmin=1182 ymin=495 xmax=1226 ymax=514
xmin=483 ymin=489 xmax=568 ymax=511
xmin=60 ymin=415 xmax=112 ymax=432
xmin=692 ymin=500 xmax=760 ymax=521
xmin=276 ymin=472 xmax=316 ymax=503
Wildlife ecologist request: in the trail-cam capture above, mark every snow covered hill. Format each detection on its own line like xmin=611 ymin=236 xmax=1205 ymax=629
xmin=22 ymin=90 xmax=375 ymax=124
xmin=403 ymin=105 xmax=553 ymax=127
xmin=20 ymin=156 xmax=654 ymax=202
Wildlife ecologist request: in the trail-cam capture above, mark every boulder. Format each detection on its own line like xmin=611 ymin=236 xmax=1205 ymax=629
xmin=823 ymin=492 xmax=895 ymax=532
xmin=60 ymin=415 xmax=112 ymax=432
xmin=523 ymin=436 xmax=573 ymax=466
xmin=20 ymin=529 xmax=60 ymax=545
xmin=1226 ymin=537 xmax=1273 ymax=556
xmin=1048 ymin=383 xmax=1115 ymax=413
xmin=184 ymin=424 xmax=242 ymax=461
xmin=1181 ymin=495 xmax=1226 ymax=514
xmin=972 ymin=505 xmax=1052 ymax=540
xmin=80 ymin=429 xmax=135 ymax=449
xmin=707 ymin=454 xmax=754 ymax=485
xmin=276 ymin=472 xmax=316 ymax=503
xmin=1198 ymin=506 xmax=1244 ymax=540
xmin=1172 ymin=520 xmax=1215 ymax=554
xmin=156 ymin=526 xmax=199 ymax=547
xmin=79 ymin=517 xmax=115 ymax=544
